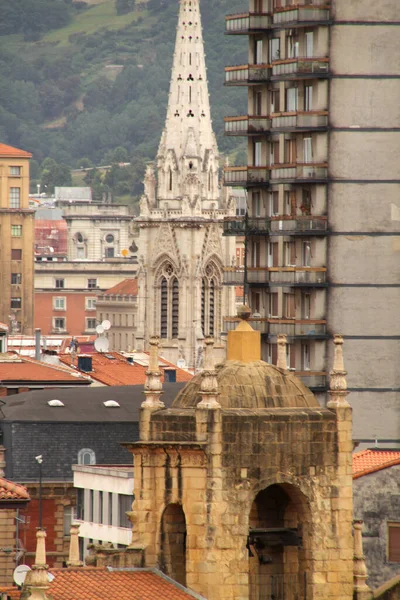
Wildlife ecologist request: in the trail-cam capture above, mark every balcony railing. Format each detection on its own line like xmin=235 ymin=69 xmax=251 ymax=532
xmin=225 ymin=12 xmax=271 ymax=34
xmin=224 ymin=166 xmax=269 ymax=187
xmin=271 ymin=110 xmax=328 ymax=130
xmin=223 ymin=216 xmax=327 ymax=236
xmin=271 ymin=57 xmax=329 ymax=78
xmin=225 ymin=64 xmax=270 ymax=85
xmin=297 ymin=372 xmax=327 ymax=390
xmin=223 ymin=317 xmax=326 ymax=337
xmin=273 ymin=6 xmax=331 ymax=26
xmin=223 ymin=267 xmax=327 ymax=286
xmin=270 ymin=163 xmax=328 ymax=182
xmin=246 ymin=267 xmax=327 ymax=286
xmin=225 ymin=115 xmax=271 ymax=136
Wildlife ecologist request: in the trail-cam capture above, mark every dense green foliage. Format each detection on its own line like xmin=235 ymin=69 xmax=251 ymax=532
xmin=0 ymin=0 xmax=247 ymax=202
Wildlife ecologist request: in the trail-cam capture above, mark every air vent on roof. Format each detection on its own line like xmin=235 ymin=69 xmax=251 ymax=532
xmin=48 ymin=399 xmax=64 ymax=407
xmin=103 ymin=400 xmax=120 ymax=407
xmin=104 ymin=354 xmax=115 ymax=360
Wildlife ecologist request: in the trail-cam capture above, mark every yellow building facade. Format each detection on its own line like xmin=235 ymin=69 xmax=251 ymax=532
xmin=0 ymin=143 xmax=34 ymax=334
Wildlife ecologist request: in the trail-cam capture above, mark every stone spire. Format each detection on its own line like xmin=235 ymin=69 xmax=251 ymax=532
xmin=353 ymin=520 xmax=373 ymax=599
xmin=67 ymin=523 xmax=83 ymax=567
xmin=327 ymin=334 xmax=350 ymax=409
xmin=21 ymin=529 xmax=50 ymax=600
xmin=142 ymin=335 xmax=165 ymax=409
xmin=197 ymin=337 xmax=220 ymax=409
xmin=157 ymin=0 xmax=220 ymax=203
xmin=277 ymin=334 xmax=288 ymax=371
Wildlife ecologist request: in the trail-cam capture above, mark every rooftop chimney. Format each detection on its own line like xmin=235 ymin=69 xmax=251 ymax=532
xmin=77 ymin=355 xmax=93 ymax=372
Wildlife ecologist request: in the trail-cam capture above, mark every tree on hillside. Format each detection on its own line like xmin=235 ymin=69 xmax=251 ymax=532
xmin=116 ymin=0 xmax=136 ymax=15
xmin=40 ymin=159 xmax=72 ymax=194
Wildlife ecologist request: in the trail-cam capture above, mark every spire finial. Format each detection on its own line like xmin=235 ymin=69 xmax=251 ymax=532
xmin=353 ymin=520 xmax=373 ymax=598
xmin=197 ymin=337 xmax=221 ymax=409
xmin=277 ymin=334 xmax=288 ymax=371
xmin=22 ymin=529 xmax=50 ymax=599
xmin=327 ymin=335 xmax=350 ymax=409
xmin=142 ymin=335 xmax=164 ymax=409
xmin=67 ymin=523 xmax=83 ymax=567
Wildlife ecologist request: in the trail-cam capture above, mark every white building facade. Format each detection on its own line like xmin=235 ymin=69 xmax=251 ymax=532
xmin=135 ymin=0 xmax=236 ymax=367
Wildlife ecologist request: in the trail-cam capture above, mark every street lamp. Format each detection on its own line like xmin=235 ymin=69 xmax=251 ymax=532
xmin=35 ymin=455 xmax=43 ymax=529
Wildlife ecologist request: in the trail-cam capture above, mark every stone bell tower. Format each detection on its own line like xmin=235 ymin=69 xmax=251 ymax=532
xmin=135 ymin=0 xmax=236 ymax=367
xmin=123 ymin=317 xmax=359 ymax=600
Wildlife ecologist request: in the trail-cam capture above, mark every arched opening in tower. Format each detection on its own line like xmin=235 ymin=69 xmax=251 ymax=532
xmin=248 ymin=483 xmax=311 ymax=600
xmin=160 ymin=503 xmax=187 ymax=586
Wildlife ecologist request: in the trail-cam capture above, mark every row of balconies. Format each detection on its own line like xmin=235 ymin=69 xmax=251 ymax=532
xmin=224 ymin=316 xmax=327 ymax=339
xmin=225 ymin=6 xmax=331 ymax=35
xmin=224 ymin=266 xmax=327 ymax=287
xmin=225 ymin=111 xmax=328 ymax=135
xmin=225 ymin=58 xmax=329 ymax=86
xmin=224 ymin=164 xmax=328 ymax=186
xmin=223 ymin=216 xmax=327 ymax=236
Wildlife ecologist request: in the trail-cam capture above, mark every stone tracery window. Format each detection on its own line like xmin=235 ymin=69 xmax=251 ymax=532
xmin=201 ymin=262 xmax=220 ymax=337
xmin=159 ymin=262 xmax=179 ymax=339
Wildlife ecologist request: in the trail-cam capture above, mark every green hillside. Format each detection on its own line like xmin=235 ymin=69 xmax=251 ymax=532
xmin=0 ymin=0 xmax=247 ymax=201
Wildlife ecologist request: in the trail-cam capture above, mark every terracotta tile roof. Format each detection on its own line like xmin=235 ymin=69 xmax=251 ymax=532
xmin=0 ymin=587 xmax=21 ymax=600
xmin=0 ymin=477 xmax=30 ymax=501
xmin=0 ymin=322 xmax=8 ymax=331
xmin=0 ymin=355 xmax=91 ymax=384
xmin=0 ymin=143 xmax=32 ymax=158
xmin=353 ymin=449 xmax=400 ymax=479
xmin=43 ymin=567 xmax=203 ymax=600
xmin=59 ymin=352 xmax=192 ymax=386
xmin=34 ymin=220 xmax=68 ymax=256
xmin=103 ymin=278 xmax=138 ymax=296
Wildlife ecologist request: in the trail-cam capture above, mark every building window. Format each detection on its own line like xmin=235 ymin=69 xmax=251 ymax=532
xmin=10 ymin=297 xmax=21 ymax=309
xmin=303 ymin=241 xmax=311 ymax=267
xmin=159 ymin=263 xmax=179 ymax=339
xmin=283 ymin=293 xmax=295 ymax=318
xmin=118 ymin=495 xmax=134 ymax=528
xmin=269 ymin=292 xmax=279 ymax=318
xmin=77 ymin=489 xmax=84 ymax=520
xmin=201 ymin=263 xmax=220 ymax=337
xmin=388 ymin=523 xmax=400 ymax=562
xmin=11 ymin=249 xmax=22 ymax=261
xmin=105 ymin=234 xmax=114 ymax=244
xmin=105 ymin=247 xmax=115 ymax=258
xmin=87 ymin=279 xmax=97 ymax=289
xmin=53 ymin=317 xmax=66 ymax=331
xmin=77 ymin=448 xmax=96 ymax=465
xmin=302 ymin=342 xmax=311 ymax=370
xmin=55 ymin=278 xmax=65 ymax=289
xmin=63 ymin=505 xmax=75 ymax=536
xmin=86 ymin=318 xmax=97 ymax=331
xmin=304 ymin=85 xmax=313 ymax=111
xmin=11 ymin=225 xmax=22 ymax=237
xmin=85 ymin=297 xmax=96 ymax=310
xmin=10 ymin=187 xmax=21 ymax=208
xmin=53 ymin=297 xmax=66 ymax=310
xmin=11 ymin=273 xmax=22 ymax=285
xmin=284 ymin=242 xmax=296 ymax=266
xmin=10 ymin=166 xmax=21 ymax=176
xmin=76 ymin=246 xmax=85 ymax=259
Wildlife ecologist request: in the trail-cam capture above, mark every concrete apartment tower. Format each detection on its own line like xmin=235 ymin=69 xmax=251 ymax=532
xmin=0 ymin=143 xmax=34 ymax=335
xmin=222 ymin=0 xmax=400 ymax=442
xmin=135 ymin=0 xmax=236 ymax=367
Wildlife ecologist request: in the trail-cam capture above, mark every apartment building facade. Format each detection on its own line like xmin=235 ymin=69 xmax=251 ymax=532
xmin=222 ymin=0 xmax=400 ymax=429
xmin=0 ymin=143 xmax=34 ymax=335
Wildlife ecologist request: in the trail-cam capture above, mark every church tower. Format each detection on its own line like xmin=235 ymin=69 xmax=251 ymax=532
xmin=135 ymin=0 xmax=236 ymax=367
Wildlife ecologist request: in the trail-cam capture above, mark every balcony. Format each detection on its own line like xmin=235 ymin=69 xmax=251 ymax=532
xmin=225 ymin=12 xmax=271 ymax=34
xmin=273 ymin=5 xmax=331 ymax=27
xmin=297 ymin=371 xmax=328 ymax=391
xmin=224 ymin=166 xmax=269 ymax=187
xmin=271 ymin=57 xmax=329 ymax=80
xmin=225 ymin=64 xmax=269 ymax=86
xmin=271 ymin=110 xmax=328 ymax=131
xmin=223 ymin=267 xmax=245 ymax=285
xmin=223 ymin=217 xmax=246 ymax=236
xmin=270 ymin=163 xmax=328 ymax=183
xmin=246 ymin=267 xmax=328 ymax=287
xmin=269 ymin=216 xmax=327 ymax=235
xmin=223 ymin=317 xmax=327 ymax=339
xmin=225 ymin=115 xmax=271 ymax=136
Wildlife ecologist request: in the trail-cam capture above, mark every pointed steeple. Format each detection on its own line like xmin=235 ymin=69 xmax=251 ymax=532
xmin=157 ymin=0 xmax=220 ymax=203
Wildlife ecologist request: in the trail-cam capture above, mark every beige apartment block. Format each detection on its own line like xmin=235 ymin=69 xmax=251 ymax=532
xmin=222 ymin=0 xmax=400 ymax=442
xmin=134 ymin=0 xmax=236 ymax=367
xmin=96 ymin=279 xmax=138 ymax=351
xmin=0 ymin=143 xmax=34 ymax=335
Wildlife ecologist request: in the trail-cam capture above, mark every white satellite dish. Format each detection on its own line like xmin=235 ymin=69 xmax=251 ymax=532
xmin=13 ymin=564 xmax=31 ymax=586
xmin=95 ymin=324 xmax=105 ymax=335
xmin=101 ymin=320 xmax=111 ymax=331
xmin=94 ymin=337 xmax=110 ymax=353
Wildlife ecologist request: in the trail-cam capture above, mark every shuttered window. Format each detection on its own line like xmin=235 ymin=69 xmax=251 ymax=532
xmin=388 ymin=523 xmax=400 ymax=562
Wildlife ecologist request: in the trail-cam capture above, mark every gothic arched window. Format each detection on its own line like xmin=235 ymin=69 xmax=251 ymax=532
xmin=168 ymin=168 xmax=173 ymax=191
xmin=159 ymin=263 xmax=180 ymax=339
xmin=201 ymin=263 xmax=220 ymax=337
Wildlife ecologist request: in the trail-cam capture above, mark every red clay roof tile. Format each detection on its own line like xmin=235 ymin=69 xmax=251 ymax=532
xmin=0 ymin=477 xmax=30 ymax=501
xmin=59 ymin=352 xmax=192 ymax=386
xmin=103 ymin=278 xmax=138 ymax=296
xmin=0 ymin=587 xmax=21 ymax=600
xmin=353 ymin=449 xmax=400 ymax=479
xmin=0 ymin=143 xmax=32 ymax=158
xmin=0 ymin=356 xmax=90 ymax=384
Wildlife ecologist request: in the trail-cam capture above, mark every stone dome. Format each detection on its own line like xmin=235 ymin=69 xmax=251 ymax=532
xmin=172 ymin=360 xmax=319 ymax=409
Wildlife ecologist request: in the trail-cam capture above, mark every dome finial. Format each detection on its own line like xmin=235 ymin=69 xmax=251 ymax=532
xmin=277 ymin=334 xmax=288 ymax=371
xmin=327 ymin=334 xmax=350 ymax=409
xmin=237 ymin=304 xmax=251 ymax=320
xmin=227 ymin=305 xmax=261 ymax=363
